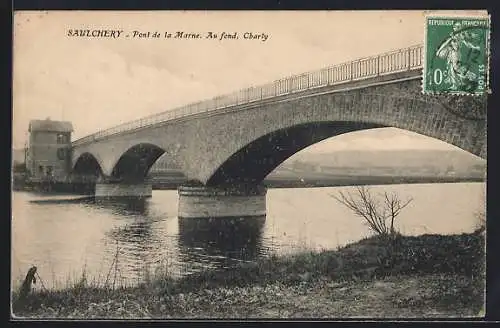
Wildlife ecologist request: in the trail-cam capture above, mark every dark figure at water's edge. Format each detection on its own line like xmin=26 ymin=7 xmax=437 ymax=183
xmin=13 ymin=266 xmax=37 ymax=310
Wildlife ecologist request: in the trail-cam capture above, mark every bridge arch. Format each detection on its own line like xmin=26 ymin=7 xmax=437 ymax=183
xmin=71 ymin=152 xmax=107 ymax=187
xmin=179 ymin=79 xmax=486 ymax=184
xmin=110 ymin=143 xmax=165 ymax=182
xmin=72 ymin=152 xmax=105 ymax=177
xmin=204 ymin=99 xmax=486 ymax=187
xmin=206 ymin=121 xmax=386 ymax=185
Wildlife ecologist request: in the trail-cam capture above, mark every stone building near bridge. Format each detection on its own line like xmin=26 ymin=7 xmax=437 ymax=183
xmin=26 ymin=118 xmax=73 ymax=182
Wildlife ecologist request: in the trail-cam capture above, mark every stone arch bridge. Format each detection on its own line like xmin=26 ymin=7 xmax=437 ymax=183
xmin=70 ymin=45 xmax=487 ymax=217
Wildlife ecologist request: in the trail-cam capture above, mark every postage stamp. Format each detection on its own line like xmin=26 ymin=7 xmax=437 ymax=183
xmin=424 ymin=15 xmax=490 ymax=95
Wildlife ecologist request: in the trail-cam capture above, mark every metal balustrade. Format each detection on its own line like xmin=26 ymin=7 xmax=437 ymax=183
xmin=72 ymin=44 xmax=423 ymax=147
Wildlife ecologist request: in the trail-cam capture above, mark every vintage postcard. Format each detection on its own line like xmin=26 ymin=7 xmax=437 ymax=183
xmin=11 ymin=10 xmax=488 ymax=319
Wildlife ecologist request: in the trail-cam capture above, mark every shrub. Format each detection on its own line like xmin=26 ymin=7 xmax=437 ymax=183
xmin=332 ymin=186 xmax=412 ymax=243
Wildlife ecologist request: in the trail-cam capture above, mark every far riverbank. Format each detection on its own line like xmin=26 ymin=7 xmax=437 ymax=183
xmin=12 ymin=173 xmax=485 ymax=193
xmin=149 ymin=175 xmax=485 ymax=190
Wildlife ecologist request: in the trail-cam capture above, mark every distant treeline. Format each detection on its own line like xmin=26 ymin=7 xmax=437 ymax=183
xmin=148 ymin=174 xmax=485 ymax=190
xmin=263 ymin=175 xmax=486 ymax=189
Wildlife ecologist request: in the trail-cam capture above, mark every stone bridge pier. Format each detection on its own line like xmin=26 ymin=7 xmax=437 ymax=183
xmin=177 ymin=184 xmax=267 ymax=218
xmin=93 ymin=180 xmax=265 ymax=218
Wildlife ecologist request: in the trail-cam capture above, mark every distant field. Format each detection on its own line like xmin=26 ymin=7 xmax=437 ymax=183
xmin=263 ymin=175 xmax=485 ymax=188
xmin=149 ymin=173 xmax=485 ymax=190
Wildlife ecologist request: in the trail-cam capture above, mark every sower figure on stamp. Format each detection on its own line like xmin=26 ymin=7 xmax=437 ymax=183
xmin=436 ymin=22 xmax=481 ymax=91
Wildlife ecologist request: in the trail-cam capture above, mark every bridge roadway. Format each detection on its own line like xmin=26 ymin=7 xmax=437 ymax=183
xmin=69 ymin=45 xmax=487 ymax=218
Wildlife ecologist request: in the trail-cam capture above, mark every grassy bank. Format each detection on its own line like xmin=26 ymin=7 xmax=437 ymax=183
xmin=12 ymin=230 xmax=485 ymax=319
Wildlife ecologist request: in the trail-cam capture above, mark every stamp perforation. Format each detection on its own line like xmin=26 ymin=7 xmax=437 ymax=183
xmin=422 ymin=14 xmax=491 ymax=97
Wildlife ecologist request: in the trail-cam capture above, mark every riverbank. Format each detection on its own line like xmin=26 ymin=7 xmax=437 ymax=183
xmin=263 ymin=175 xmax=485 ymax=189
xmin=12 ymin=230 xmax=485 ymax=319
xmin=150 ymin=175 xmax=485 ymax=190
xmin=13 ymin=175 xmax=485 ymax=192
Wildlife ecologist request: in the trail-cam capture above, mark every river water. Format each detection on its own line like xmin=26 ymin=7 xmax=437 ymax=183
xmin=11 ymin=183 xmax=485 ymax=289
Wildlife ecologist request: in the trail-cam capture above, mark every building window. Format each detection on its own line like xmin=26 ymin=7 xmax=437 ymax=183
xmin=57 ymin=148 xmax=66 ymax=160
xmin=57 ymin=134 xmax=67 ymax=144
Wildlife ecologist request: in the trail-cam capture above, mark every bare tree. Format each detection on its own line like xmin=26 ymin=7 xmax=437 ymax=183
xmin=331 ymin=186 xmax=413 ymax=241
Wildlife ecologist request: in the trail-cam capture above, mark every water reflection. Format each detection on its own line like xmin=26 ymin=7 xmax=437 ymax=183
xmin=91 ymin=197 xmax=166 ymax=280
xmin=177 ymin=216 xmax=266 ymax=270
xmin=93 ymin=197 xmax=149 ymax=216
xmin=12 ymin=184 xmax=484 ymax=288
xmin=108 ymin=218 xmax=154 ymax=246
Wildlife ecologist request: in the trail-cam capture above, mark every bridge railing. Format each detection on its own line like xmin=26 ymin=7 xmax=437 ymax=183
xmin=72 ymin=44 xmax=423 ymax=147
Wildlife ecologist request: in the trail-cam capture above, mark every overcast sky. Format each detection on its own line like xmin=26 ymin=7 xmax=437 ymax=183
xmin=12 ymin=10 xmax=485 ymax=151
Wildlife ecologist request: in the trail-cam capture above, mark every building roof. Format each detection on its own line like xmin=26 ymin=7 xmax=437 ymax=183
xmin=29 ymin=119 xmax=73 ymax=133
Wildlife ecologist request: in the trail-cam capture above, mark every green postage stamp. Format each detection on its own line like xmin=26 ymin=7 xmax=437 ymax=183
xmin=424 ymin=15 xmax=490 ymax=95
